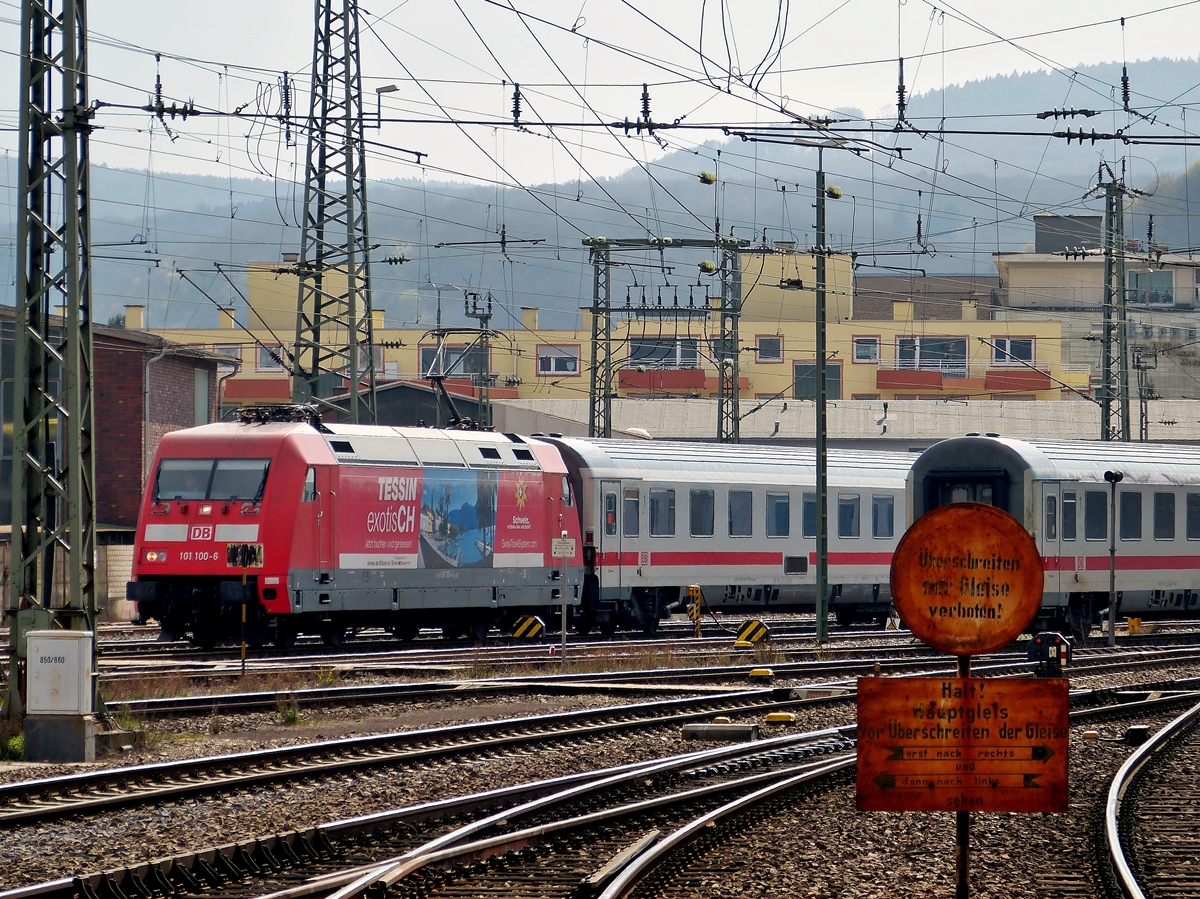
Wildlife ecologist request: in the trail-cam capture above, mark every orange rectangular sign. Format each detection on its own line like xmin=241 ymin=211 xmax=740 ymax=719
xmin=857 ymin=677 xmax=1069 ymax=813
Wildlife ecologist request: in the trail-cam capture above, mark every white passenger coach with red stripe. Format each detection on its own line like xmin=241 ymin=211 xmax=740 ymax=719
xmin=909 ymin=435 xmax=1200 ymax=638
xmin=549 ymin=437 xmax=914 ymax=632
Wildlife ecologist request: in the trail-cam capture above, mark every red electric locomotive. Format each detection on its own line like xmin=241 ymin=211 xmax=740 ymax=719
xmin=128 ymin=407 xmax=584 ymax=647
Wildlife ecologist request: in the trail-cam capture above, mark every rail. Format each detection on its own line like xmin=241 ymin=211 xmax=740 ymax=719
xmin=1104 ymin=697 xmax=1200 ymax=899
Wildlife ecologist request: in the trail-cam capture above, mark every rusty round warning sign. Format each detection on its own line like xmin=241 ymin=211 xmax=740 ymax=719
xmin=890 ymin=503 xmax=1043 ymax=655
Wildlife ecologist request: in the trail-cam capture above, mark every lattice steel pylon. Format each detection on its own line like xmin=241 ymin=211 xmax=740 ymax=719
xmin=292 ymin=0 xmax=377 ymax=424
xmin=6 ymin=0 xmax=98 ymax=716
xmin=586 ymin=240 xmax=613 ymax=439
xmin=1098 ymin=164 xmax=1131 ymax=441
xmin=716 ymin=241 xmax=742 ymax=443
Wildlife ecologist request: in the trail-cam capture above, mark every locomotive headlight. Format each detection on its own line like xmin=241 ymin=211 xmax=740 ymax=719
xmin=198 ymin=503 xmax=214 ymax=516
xmin=144 ymin=549 xmax=168 ymax=563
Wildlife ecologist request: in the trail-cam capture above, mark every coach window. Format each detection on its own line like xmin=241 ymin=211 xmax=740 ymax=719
xmin=623 ymin=489 xmax=640 ymax=537
xmin=302 ymin=467 xmax=316 ymax=502
xmin=1084 ymin=490 xmax=1107 ymax=540
xmin=1120 ymin=492 xmax=1142 ymax=540
xmin=1188 ymin=493 xmax=1200 ymax=539
xmin=802 ymin=492 xmax=815 ymax=538
xmin=729 ymin=490 xmax=753 ymax=537
xmin=838 ymin=494 xmax=861 ymax=538
xmin=691 ymin=489 xmax=715 ymax=537
xmin=604 ymin=492 xmax=618 ymax=537
xmin=766 ymin=492 xmax=790 ymax=537
xmin=873 ymin=495 xmax=894 ymax=538
xmin=1062 ymin=491 xmax=1077 ymax=540
xmin=1154 ymin=492 xmax=1175 ymax=540
xmin=650 ymin=488 xmax=676 ymax=537
xmin=1044 ymin=495 xmax=1057 ymax=540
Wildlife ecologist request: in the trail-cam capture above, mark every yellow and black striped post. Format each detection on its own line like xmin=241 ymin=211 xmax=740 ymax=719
xmin=736 ymin=618 xmax=770 ymax=645
xmin=685 ymin=584 xmax=703 ymax=637
xmin=512 ymin=616 xmax=545 ymax=639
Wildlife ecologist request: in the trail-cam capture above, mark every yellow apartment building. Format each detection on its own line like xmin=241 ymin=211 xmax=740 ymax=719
xmin=138 ymin=248 xmax=1088 ymax=412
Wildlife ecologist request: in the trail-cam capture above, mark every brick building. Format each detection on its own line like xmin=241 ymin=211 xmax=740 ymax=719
xmin=1 ymin=307 xmax=224 ymax=529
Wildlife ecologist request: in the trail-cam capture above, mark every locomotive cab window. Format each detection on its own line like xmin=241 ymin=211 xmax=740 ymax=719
xmin=1154 ymin=492 xmax=1175 ymax=540
xmin=838 ymin=494 xmax=861 ymax=538
xmin=1044 ymin=495 xmax=1057 ymax=540
xmin=210 ymin=459 xmax=270 ymax=501
xmin=156 ymin=460 xmax=214 ymax=500
xmin=1084 ymin=490 xmax=1107 ymax=540
xmin=1062 ymin=491 xmax=1077 ymax=540
xmin=690 ymin=489 xmax=715 ymax=537
xmin=604 ymin=492 xmax=618 ymax=537
xmin=650 ymin=489 xmax=676 ymax=537
xmin=729 ymin=490 xmax=753 ymax=537
xmin=766 ymin=492 xmax=790 ymax=538
xmin=302 ymin=467 xmax=316 ymax=503
xmin=156 ymin=458 xmax=269 ymax=502
xmin=623 ymin=489 xmax=639 ymax=537
xmin=1120 ymin=491 xmax=1142 ymax=540
xmin=562 ymin=476 xmax=573 ymax=507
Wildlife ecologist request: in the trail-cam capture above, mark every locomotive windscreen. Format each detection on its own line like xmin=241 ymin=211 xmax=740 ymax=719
xmin=156 ymin=459 xmax=270 ymax=502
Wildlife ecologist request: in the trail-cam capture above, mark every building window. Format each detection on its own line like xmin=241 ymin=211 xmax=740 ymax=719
xmin=756 ymin=336 xmax=783 ymax=363
xmin=853 ymin=337 xmax=879 ymax=363
xmin=649 ymin=488 xmax=676 ymax=536
xmin=1154 ymin=492 xmax=1175 ymax=540
xmin=420 ymin=345 xmax=488 ymax=378
xmin=213 ymin=344 xmax=242 ymax=365
xmin=838 ymin=494 xmax=860 ymax=538
xmin=1084 ymin=490 xmax=1107 ymax=540
xmin=629 ymin=337 xmax=699 ymax=369
xmin=897 ymin=336 xmax=968 ymax=378
xmin=690 ymin=488 xmax=715 ymax=537
xmin=872 ymin=494 xmax=894 ymax=538
xmin=194 ymin=369 xmax=209 ymax=426
xmin=623 ymin=489 xmax=639 ymax=537
xmin=1120 ymin=491 xmax=1142 ymax=540
xmin=766 ymin=492 xmax=790 ymax=537
xmin=256 ymin=345 xmax=286 ymax=372
xmin=794 ymin=361 xmax=842 ymax=400
xmin=729 ymin=490 xmax=753 ymax=537
xmin=993 ymin=337 xmax=1034 ymax=365
xmin=1127 ymin=269 xmax=1173 ymax=305
xmin=537 ymin=345 xmax=580 ymax=375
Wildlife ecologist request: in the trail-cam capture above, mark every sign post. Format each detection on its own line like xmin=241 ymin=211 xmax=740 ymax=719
xmin=859 ymin=502 xmax=1068 ymax=898
xmin=551 ymin=532 xmax=576 ymax=668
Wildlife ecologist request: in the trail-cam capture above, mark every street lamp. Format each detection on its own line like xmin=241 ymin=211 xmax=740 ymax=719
xmin=1104 ymin=469 xmax=1124 ymax=646
xmin=375 ymin=84 xmax=398 ymax=129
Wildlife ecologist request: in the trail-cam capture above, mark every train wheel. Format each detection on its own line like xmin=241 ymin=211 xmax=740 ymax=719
xmin=390 ymin=623 xmax=419 ymax=642
xmin=320 ymin=625 xmax=346 ymax=648
xmin=598 ymin=618 xmax=616 ymax=636
xmin=274 ymin=625 xmax=297 ymax=651
xmin=468 ymin=620 xmax=491 ymax=644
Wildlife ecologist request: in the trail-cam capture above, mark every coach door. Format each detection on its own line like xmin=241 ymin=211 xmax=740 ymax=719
xmin=1040 ymin=482 xmax=1062 ymax=598
xmin=315 ymin=467 xmax=335 ymax=584
xmin=600 ymin=480 xmax=622 ymax=591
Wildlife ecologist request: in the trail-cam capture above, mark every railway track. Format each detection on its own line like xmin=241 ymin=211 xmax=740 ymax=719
xmin=0 ymin=689 xmax=845 ymax=826
xmin=1106 ymin=697 xmax=1200 ymax=898
xmin=97 ymin=644 xmax=1200 ymax=719
xmin=8 ymin=689 xmax=1196 ymax=899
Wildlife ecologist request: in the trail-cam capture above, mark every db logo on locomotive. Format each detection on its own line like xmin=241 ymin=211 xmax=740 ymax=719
xmin=190 ymin=525 xmax=213 ymax=540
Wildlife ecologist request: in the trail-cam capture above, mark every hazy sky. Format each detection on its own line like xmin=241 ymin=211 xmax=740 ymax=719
xmin=3 ymin=0 xmax=1200 ymax=187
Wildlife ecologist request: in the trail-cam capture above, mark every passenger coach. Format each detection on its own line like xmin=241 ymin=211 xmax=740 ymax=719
xmin=550 ymin=437 xmax=913 ymax=631
xmin=910 ymin=435 xmax=1200 ymax=638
